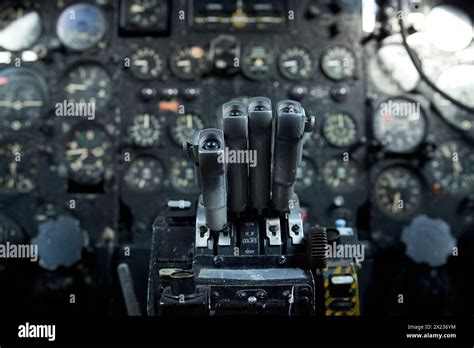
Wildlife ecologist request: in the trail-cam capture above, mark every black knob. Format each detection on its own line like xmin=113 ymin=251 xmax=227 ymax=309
xmin=170 ymin=270 xmax=196 ymax=296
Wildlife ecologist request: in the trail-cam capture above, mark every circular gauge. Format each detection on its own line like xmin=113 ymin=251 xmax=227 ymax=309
xmin=320 ymin=46 xmax=356 ymax=81
xmin=128 ymin=113 xmax=162 ymax=147
xmin=373 ymin=98 xmax=427 ymax=153
xmin=170 ymin=159 xmax=198 ymax=192
xmin=0 ymin=6 xmax=41 ymax=51
xmin=127 ymin=0 xmax=166 ymax=28
xmin=130 ymin=47 xmax=163 ymax=80
xmin=433 ymin=64 xmax=474 ymax=135
xmin=322 ymin=112 xmax=358 ymax=148
xmin=278 ymin=46 xmax=314 ymax=81
xmin=296 ymin=157 xmax=317 ymax=189
xmin=374 ymin=166 xmax=423 ymax=218
xmin=65 ymin=125 xmax=113 ymax=185
xmin=124 ymin=157 xmax=164 ymax=192
xmin=170 ymin=113 xmax=204 ymax=146
xmin=62 ymin=63 xmax=112 ymax=110
xmin=56 ymin=3 xmax=106 ymax=51
xmin=322 ymin=157 xmax=359 ymax=192
xmin=0 ymin=68 xmax=49 ymax=131
xmin=425 ymin=5 xmax=472 ymax=53
xmin=427 ymin=140 xmax=474 ymax=194
xmin=368 ymin=43 xmax=420 ymax=95
xmin=241 ymin=44 xmax=275 ymax=81
xmin=170 ymin=46 xmax=210 ymax=81
xmin=0 ymin=142 xmax=36 ymax=193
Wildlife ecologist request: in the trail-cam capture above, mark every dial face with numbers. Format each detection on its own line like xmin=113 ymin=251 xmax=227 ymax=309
xmin=427 ymin=140 xmax=474 ymax=194
xmin=127 ymin=0 xmax=167 ymax=29
xmin=170 ymin=46 xmax=210 ymax=81
xmin=322 ymin=157 xmax=359 ymax=192
xmin=56 ymin=3 xmax=107 ymax=51
xmin=0 ymin=142 xmax=36 ymax=193
xmin=241 ymin=44 xmax=275 ymax=81
xmin=170 ymin=113 xmax=204 ymax=146
xmin=124 ymin=156 xmax=164 ymax=192
xmin=170 ymin=158 xmax=198 ymax=192
xmin=0 ymin=68 xmax=49 ymax=131
xmin=62 ymin=63 xmax=112 ymax=111
xmin=128 ymin=113 xmax=161 ymax=147
xmin=130 ymin=47 xmax=163 ymax=80
xmin=374 ymin=166 xmax=423 ymax=218
xmin=296 ymin=157 xmax=317 ymax=189
xmin=279 ymin=46 xmax=314 ymax=81
xmin=322 ymin=112 xmax=358 ymax=148
xmin=373 ymin=98 xmax=427 ymax=153
xmin=65 ymin=126 xmax=113 ymax=185
xmin=321 ymin=46 xmax=356 ymax=81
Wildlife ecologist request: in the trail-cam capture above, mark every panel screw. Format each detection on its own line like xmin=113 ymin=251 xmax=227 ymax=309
xmin=277 ymin=255 xmax=287 ymax=265
xmin=213 ymin=255 xmax=224 ymax=266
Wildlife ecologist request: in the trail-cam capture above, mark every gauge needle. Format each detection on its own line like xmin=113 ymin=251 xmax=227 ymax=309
xmin=143 ymin=114 xmax=150 ymax=128
xmin=134 ymin=59 xmax=149 ymax=67
xmin=66 ymin=84 xmax=88 ymax=93
xmin=338 ymin=114 xmax=344 ymax=128
xmin=392 ymin=191 xmax=401 ymax=212
xmin=453 ymin=161 xmax=463 ymax=176
xmin=130 ymin=4 xmax=145 ymax=13
xmin=187 ymin=114 xmax=192 ymax=128
xmin=9 ymin=161 xmax=17 ymax=176
xmin=283 ymin=60 xmax=297 ymax=68
xmin=177 ymin=60 xmax=191 ymax=67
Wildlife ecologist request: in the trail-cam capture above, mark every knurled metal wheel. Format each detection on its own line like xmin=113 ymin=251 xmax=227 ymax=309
xmin=307 ymin=226 xmax=328 ymax=269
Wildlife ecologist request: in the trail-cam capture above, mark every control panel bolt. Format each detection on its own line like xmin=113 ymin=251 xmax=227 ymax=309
xmin=213 ymin=255 xmax=224 ymax=267
xmin=247 ymin=296 xmax=257 ymax=304
xmin=291 ymin=224 xmax=300 ymax=233
xmin=277 ymin=255 xmax=287 ymax=265
xmin=211 ymin=291 xmax=220 ymax=300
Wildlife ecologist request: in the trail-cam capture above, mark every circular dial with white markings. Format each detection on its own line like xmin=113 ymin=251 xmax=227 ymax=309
xmin=322 ymin=157 xmax=359 ymax=192
xmin=279 ymin=46 xmax=314 ymax=81
xmin=170 ymin=113 xmax=204 ymax=146
xmin=65 ymin=126 xmax=113 ymax=185
xmin=62 ymin=63 xmax=112 ymax=111
xmin=373 ymin=98 xmax=427 ymax=153
xmin=124 ymin=156 xmax=164 ymax=192
xmin=128 ymin=113 xmax=162 ymax=147
xmin=427 ymin=140 xmax=474 ymax=194
xmin=322 ymin=112 xmax=358 ymax=148
xmin=374 ymin=166 xmax=423 ymax=218
xmin=130 ymin=47 xmax=163 ymax=80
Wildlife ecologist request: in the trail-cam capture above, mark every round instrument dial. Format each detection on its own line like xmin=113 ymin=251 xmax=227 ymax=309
xmin=296 ymin=157 xmax=317 ymax=190
xmin=0 ymin=68 xmax=48 ymax=131
xmin=322 ymin=157 xmax=359 ymax=192
xmin=0 ymin=6 xmax=41 ymax=51
xmin=170 ymin=113 xmax=204 ymax=146
xmin=322 ymin=112 xmax=358 ymax=148
xmin=368 ymin=43 xmax=420 ymax=95
xmin=56 ymin=3 xmax=107 ymax=51
xmin=124 ymin=156 xmax=164 ymax=192
xmin=127 ymin=0 xmax=166 ymax=28
xmin=374 ymin=166 xmax=423 ymax=218
xmin=65 ymin=125 xmax=113 ymax=185
xmin=130 ymin=47 xmax=163 ymax=80
xmin=433 ymin=64 xmax=474 ymax=135
xmin=170 ymin=46 xmax=210 ymax=81
xmin=321 ymin=46 xmax=356 ymax=81
xmin=62 ymin=63 xmax=112 ymax=111
xmin=373 ymin=98 xmax=427 ymax=153
xmin=128 ymin=113 xmax=162 ymax=147
xmin=241 ymin=44 xmax=275 ymax=81
xmin=170 ymin=159 xmax=198 ymax=192
xmin=279 ymin=46 xmax=314 ymax=81
xmin=0 ymin=142 xmax=36 ymax=193
xmin=427 ymin=140 xmax=474 ymax=194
